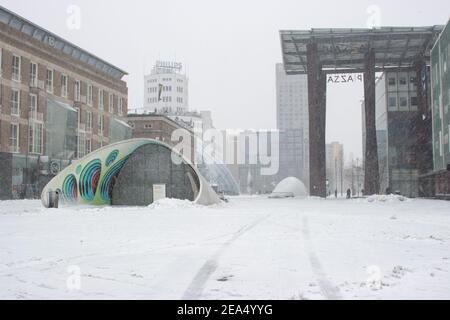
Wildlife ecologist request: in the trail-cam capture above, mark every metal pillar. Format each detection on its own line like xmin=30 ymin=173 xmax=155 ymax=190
xmin=415 ymin=59 xmax=433 ymax=175
xmin=307 ymin=41 xmax=327 ymax=198
xmin=363 ymin=49 xmax=380 ymax=195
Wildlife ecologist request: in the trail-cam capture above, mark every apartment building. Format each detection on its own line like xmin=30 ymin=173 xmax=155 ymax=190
xmin=0 ymin=6 xmax=131 ymax=199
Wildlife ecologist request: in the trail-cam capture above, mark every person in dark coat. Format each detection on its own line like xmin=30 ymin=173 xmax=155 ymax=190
xmin=346 ymin=188 xmax=352 ymax=199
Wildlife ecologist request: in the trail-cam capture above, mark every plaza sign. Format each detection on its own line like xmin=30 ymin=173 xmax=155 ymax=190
xmin=327 ymin=74 xmax=363 ymax=84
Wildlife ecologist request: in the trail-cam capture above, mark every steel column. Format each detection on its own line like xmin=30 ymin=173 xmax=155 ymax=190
xmin=363 ymin=49 xmax=380 ymax=195
xmin=307 ymin=41 xmax=327 ymax=198
xmin=415 ymin=60 xmax=433 ymax=175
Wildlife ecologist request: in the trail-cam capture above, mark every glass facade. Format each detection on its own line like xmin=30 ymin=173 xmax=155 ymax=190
xmin=109 ymin=118 xmax=133 ymax=144
xmin=45 ymin=99 xmax=78 ymax=160
xmin=431 ymin=21 xmax=450 ymax=171
xmin=375 ymin=71 xmax=422 ymax=197
xmin=1 ymin=98 xmax=132 ymax=200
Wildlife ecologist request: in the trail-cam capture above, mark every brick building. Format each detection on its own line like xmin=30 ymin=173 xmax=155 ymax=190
xmin=127 ymin=114 xmax=195 ymax=163
xmin=0 ymin=6 xmax=131 ymax=199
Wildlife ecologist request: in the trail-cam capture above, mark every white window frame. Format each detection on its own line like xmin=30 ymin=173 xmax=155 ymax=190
xmin=86 ymin=111 xmax=92 ymax=132
xmin=12 ymin=55 xmax=21 ymax=82
xmin=86 ymin=138 xmax=92 ymax=154
xmin=87 ymin=84 xmax=93 ymax=106
xmin=28 ymin=92 xmax=42 ymax=155
xmin=98 ymin=89 xmax=104 ymax=110
xmin=10 ymin=89 xmax=20 ymax=116
xmin=46 ymin=69 xmax=54 ymax=94
xmin=30 ymin=62 xmax=38 ymax=87
xmin=29 ymin=93 xmax=38 ymax=115
xmin=98 ymin=113 xmax=104 ymax=136
xmin=61 ymin=74 xmax=68 ymax=98
xmin=10 ymin=123 xmax=19 ymax=153
xmin=118 ymin=97 xmax=123 ymax=116
xmin=28 ymin=120 xmax=43 ymax=155
xmin=77 ymin=130 xmax=86 ymax=159
xmin=74 ymin=80 xmax=81 ymax=102
xmin=109 ymin=93 xmax=114 ymax=113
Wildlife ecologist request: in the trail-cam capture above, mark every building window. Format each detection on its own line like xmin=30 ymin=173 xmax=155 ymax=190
xmin=86 ymin=138 xmax=92 ymax=154
xmin=29 ymin=93 xmax=38 ymax=115
xmin=10 ymin=89 xmax=20 ymax=116
xmin=399 ymin=77 xmax=407 ymax=86
xmin=61 ymin=75 xmax=68 ymax=98
xmin=86 ymin=111 xmax=92 ymax=132
xmin=10 ymin=123 xmax=19 ymax=153
xmin=30 ymin=62 xmax=38 ymax=87
xmin=145 ymin=124 xmax=152 ymax=129
xmin=46 ymin=69 xmax=54 ymax=93
xmin=388 ymin=77 xmax=396 ymax=86
xmin=400 ymin=97 xmax=408 ymax=108
xmin=12 ymin=55 xmax=21 ymax=82
xmin=98 ymin=114 xmax=104 ymax=136
xmin=99 ymin=89 xmax=104 ymax=110
xmin=87 ymin=84 xmax=93 ymax=106
xmin=74 ymin=80 xmax=81 ymax=101
xmin=28 ymin=96 xmax=43 ymax=156
xmin=410 ymin=96 xmax=418 ymax=107
xmin=109 ymin=93 xmax=114 ymax=113
xmin=77 ymin=131 xmax=86 ymax=159
xmin=388 ymin=97 xmax=397 ymax=108
xmin=118 ymin=97 xmax=123 ymax=116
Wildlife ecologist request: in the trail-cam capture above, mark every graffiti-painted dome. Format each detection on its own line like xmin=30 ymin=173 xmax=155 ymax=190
xmin=41 ymin=139 xmax=221 ymax=208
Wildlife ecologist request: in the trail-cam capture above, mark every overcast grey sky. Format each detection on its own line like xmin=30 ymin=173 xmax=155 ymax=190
xmin=2 ymin=0 xmax=449 ymax=160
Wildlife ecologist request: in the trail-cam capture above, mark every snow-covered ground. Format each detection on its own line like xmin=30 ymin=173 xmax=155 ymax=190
xmin=1 ymin=196 xmax=449 ymax=300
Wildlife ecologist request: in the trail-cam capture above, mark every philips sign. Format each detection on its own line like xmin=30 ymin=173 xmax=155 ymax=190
xmin=156 ymin=61 xmax=183 ymax=70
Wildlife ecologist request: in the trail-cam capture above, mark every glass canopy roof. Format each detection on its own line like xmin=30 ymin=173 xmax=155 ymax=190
xmin=280 ymin=26 xmax=444 ymax=74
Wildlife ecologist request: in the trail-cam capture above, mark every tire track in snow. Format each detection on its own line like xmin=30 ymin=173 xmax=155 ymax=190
xmin=301 ymin=216 xmax=342 ymax=300
xmin=182 ymin=214 xmax=271 ymax=300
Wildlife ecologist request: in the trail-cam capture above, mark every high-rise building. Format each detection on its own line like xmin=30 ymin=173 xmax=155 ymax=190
xmin=0 ymin=6 xmax=131 ymax=200
xmin=143 ymin=61 xmax=189 ymax=114
xmin=276 ymin=63 xmax=309 ymax=187
xmin=326 ymin=142 xmax=344 ymax=196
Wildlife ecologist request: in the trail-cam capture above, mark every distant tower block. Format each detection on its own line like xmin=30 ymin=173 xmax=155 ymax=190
xmin=144 ymin=61 xmax=189 ymax=114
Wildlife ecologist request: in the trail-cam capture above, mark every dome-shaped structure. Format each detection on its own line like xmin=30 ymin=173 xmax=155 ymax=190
xmin=41 ymin=139 xmax=221 ymax=208
xmin=270 ymin=177 xmax=308 ymax=199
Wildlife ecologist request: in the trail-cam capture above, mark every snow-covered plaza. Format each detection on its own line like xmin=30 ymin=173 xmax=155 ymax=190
xmin=1 ymin=196 xmax=449 ymax=300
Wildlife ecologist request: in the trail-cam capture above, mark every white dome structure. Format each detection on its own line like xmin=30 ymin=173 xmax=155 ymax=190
xmin=270 ymin=177 xmax=308 ymax=199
